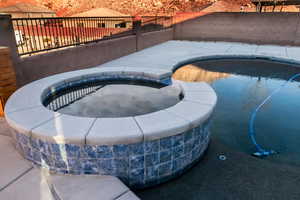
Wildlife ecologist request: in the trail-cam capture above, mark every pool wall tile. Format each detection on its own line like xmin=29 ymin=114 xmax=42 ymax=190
xmin=14 ymin=117 xmax=211 ymax=188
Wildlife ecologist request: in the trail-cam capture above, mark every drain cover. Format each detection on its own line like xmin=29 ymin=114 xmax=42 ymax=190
xmin=218 ymin=155 xmax=227 ymax=160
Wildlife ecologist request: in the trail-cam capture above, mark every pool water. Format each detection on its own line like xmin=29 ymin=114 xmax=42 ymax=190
xmin=59 ymin=84 xmax=181 ymax=118
xmin=173 ymin=59 xmax=300 ymax=167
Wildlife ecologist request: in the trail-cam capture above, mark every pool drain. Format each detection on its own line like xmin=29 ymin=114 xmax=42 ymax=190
xmin=218 ymin=155 xmax=227 ymax=160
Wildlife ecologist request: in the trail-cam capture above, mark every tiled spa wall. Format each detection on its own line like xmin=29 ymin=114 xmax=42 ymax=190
xmin=14 ymin=117 xmax=211 ymax=188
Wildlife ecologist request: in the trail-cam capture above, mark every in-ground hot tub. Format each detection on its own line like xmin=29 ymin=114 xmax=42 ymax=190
xmin=5 ymin=67 xmax=217 ymax=188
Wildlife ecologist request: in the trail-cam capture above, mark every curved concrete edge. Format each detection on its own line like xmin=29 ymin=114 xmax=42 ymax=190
xmin=5 ymin=106 xmax=60 ymax=136
xmin=4 ymin=67 xmax=172 ymax=141
xmin=5 ymin=65 xmax=216 ymax=145
xmin=165 ymin=101 xmax=214 ymax=128
xmin=172 ymin=54 xmax=300 ymax=73
xmin=86 ymin=117 xmax=143 ymax=146
xmin=134 ymin=110 xmax=190 ymax=141
xmin=31 ymin=114 xmax=96 ymax=145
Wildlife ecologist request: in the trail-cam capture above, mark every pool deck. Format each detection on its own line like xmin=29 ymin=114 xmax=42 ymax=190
xmin=2 ymin=40 xmax=300 ymax=199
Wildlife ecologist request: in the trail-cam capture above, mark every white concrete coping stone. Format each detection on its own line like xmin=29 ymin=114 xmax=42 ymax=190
xmin=184 ymin=91 xmax=217 ymax=106
xmin=5 ymin=106 xmax=60 ymax=136
xmin=134 ymin=110 xmax=190 ymax=141
xmin=165 ymin=101 xmax=214 ymax=128
xmin=49 ymin=174 xmax=138 ymax=200
xmin=0 ymin=135 xmax=33 ymax=191
xmin=86 ymin=117 xmax=143 ymax=146
xmin=31 ymin=114 xmax=96 ymax=145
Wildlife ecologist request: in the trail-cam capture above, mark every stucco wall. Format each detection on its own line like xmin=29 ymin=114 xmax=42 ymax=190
xmin=138 ymin=28 xmax=174 ymax=50
xmin=15 ymin=29 xmax=174 ymax=86
xmin=174 ymin=12 xmax=300 ymax=46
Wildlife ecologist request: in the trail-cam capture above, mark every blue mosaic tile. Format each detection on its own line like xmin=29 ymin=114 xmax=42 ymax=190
xmin=130 ymin=155 xmax=144 ymax=169
xmin=194 ymin=135 xmax=201 ymax=147
xmin=97 ymin=145 xmax=113 ymax=158
xmin=113 ymin=144 xmax=129 ymax=158
xmin=114 ymin=158 xmax=129 ymax=174
xmin=145 ymin=166 xmax=159 ymax=179
xmin=184 ymin=130 xmax=194 ymax=142
xmin=144 ymin=141 xmax=159 ymax=154
xmin=67 ymin=158 xmax=82 ymax=171
xmin=194 ymin=126 xmax=202 ymax=138
xmin=192 ymin=149 xmax=200 ymax=162
xmin=129 ymin=143 xmax=144 ymax=156
xmin=159 ymin=162 xmax=172 ymax=176
xmin=17 ymin=134 xmax=29 ymax=146
xmin=41 ymin=153 xmax=53 ymax=168
xmin=30 ymin=138 xmax=39 ymax=150
xmin=184 ymin=153 xmax=192 ymax=167
xmin=82 ymin=145 xmax=97 ymax=159
xmin=82 ymin=159 xmax=98 ymax=174
xmin=160 ymin=150 xmax=172 ymax=163
xmin=160 ymin=137 xmax=172 ymax=151
xmin=161 ymin=78 xmax=172 ymax=85
xmin=65 ymin=144 xmax=81 ymax=158
xmin=173 ymin=145 xmax=184 ymax=158
xmin=184 ymin=140 xmax=193 ymax=154
xmin=39 ymin=140 xmax=51 ymax=155
xmin=54 ymin=157 xmax=67 ymax=169
xmin=98 ymin=159 xmax=114 ymax=174
xmin=172 ymin=134 xmax=184 ymax=147
xmin=23 ymin=146 xmax=33 ymax=161
xmin=50 ymin=143 xmax=65 ymax=156
xmin=145 ymin=153 xmax=159 ymax=166
xmin=32 ymin=150 xmax=41 ymax=164
xmin=172 ymin=157 xmax=185 ymax=172
xmin=129 ymin=168 xmax=145 ymax=185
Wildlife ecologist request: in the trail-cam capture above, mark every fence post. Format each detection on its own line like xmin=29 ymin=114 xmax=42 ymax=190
xmin=0 ymin=47 xmax=17 ymax=116
xmin=133 ymin=17 xmax=142 ymax=51
xmin=0 ymin=15 xmax=19 ymax=63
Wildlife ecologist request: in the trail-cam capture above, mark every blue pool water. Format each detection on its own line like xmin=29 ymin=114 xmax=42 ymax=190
xmin=173 ymin=59 xmax=300 ymax=166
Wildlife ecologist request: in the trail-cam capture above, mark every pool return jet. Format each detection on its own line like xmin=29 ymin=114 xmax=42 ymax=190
xmin=249 ymin=73 xmax=300 ymax=157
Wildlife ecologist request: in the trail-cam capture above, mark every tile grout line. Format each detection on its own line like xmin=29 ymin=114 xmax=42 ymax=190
xmin=0 ymin=166 xmax=34 ymax=192
xmin=84 ymin=118 xmax=98 ymax=145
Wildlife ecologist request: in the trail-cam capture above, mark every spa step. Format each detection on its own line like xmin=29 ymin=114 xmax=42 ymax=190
xmin=0 ymin=168 xmax=54 ymax=200
xmin=49 ymin=174 xmax=140 ymax=200
xmin=0 ymin=135 xmax=33 ymax=191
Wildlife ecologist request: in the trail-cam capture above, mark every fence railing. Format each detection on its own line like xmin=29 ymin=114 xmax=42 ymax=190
xmin=12 ymin=16 xmax=173 ymax=56
xmin=12 ymin=16 xmax=134 ymax=56
xmin=141 ymin=16 xmax=173 ymax=32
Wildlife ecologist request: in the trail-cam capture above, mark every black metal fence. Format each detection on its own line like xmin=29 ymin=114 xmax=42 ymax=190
xmin=141 ymin=16 xmax=173 ymax=32
xmin=12 ymin=16 xmax=173 ymax=56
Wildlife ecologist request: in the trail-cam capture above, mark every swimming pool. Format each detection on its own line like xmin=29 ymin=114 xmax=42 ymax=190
xmin=173 ymin=59 xmax=300 ymax=167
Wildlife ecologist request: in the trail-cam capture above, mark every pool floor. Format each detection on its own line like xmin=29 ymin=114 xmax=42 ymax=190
xmin=173 ymin=59 xmax=300 ymax=167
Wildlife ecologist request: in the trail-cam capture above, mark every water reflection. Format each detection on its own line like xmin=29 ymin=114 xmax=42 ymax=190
xmin=173 ymin=59 xmax=300 ymax=167
xmin=173 ymin=64 xmax=230 ymax=83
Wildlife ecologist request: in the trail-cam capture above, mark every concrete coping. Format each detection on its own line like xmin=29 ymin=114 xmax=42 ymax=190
xmin=4 ymin=66 xmax=217 ymax=146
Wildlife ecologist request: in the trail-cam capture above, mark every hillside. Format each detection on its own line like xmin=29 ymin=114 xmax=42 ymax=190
xmin=0 ymin=0 xmax=254 ymax=16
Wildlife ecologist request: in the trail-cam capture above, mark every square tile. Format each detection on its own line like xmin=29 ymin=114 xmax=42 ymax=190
xmin=97 ymin=145 xmax=113 ymax=159
xmin=130 ymin=155 xmax=144 ymax=169
xmin=160 ymin=150 xmax=172 ymax=163
xmin=144 ymin=140 xmax=159 ymax=153
xmin=145 ymin=153 xmax=159 ymax=166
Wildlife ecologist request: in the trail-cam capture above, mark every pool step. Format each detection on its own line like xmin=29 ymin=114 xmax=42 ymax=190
xmin=49 ymin=174 xmax=140 ymax=200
